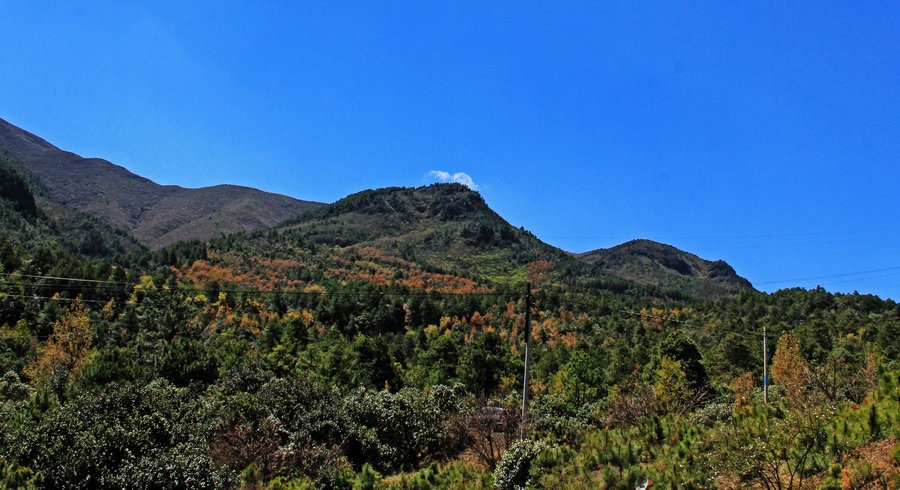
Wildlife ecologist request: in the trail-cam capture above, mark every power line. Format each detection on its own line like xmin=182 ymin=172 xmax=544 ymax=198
xmin=0 ymin=271 xmax=522 ymax=301
xmin=0 ymin=273 xmax=131 ymax=286
xmin=0 ymin=293 xmax=109 ymax=304
xmin=755 ymin=265 xmax=900 ymax=286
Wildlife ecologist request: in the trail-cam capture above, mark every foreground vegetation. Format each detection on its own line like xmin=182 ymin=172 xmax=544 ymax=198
xmin=1 ymin=164 xmax=898 ymax=488
xmin=1 ymin=236 xmax=898 ymax=489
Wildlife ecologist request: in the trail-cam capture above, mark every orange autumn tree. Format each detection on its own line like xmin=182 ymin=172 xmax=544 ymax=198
xmin=770 ymin=332 xmax=810 ymax=406
xmin=25 ymin=296 xmax=94 ymax=392
xmin=526 ymin=260 xmax=554 ymax=286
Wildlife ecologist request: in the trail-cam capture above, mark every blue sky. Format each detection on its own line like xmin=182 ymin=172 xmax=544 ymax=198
xmin=2 ymin=2 xmax=898 ymax=300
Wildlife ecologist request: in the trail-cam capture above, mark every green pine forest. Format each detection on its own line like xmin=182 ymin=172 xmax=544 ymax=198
xmin=1 ymin=155 xmax=899 ymax=489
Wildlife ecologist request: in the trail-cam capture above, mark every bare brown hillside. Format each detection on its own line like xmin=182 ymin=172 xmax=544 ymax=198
xmin=0 ymin=118 xmax=323 ymax=249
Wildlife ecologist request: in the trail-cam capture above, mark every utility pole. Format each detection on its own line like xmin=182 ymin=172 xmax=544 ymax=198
xmin=520 ymin=282 xmax=533 ymax=440
xmin=763 ymin=324 xmax=769 ymax=404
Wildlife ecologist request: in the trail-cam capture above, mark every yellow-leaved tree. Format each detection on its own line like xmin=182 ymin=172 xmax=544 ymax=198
xmin=770 ymin=332 xmax=809 ymax=406
xmin=25 ymin=297 xmax=93 ymax=393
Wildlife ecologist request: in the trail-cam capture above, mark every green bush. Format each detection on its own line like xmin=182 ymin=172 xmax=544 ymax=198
xmin=492 ymin=439 xmax=547 ymax=490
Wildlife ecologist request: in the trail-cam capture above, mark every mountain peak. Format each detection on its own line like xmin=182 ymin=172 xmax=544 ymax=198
xmin=576 ymin=238 xmax=754 ymax=298
xmin=276 ymin=183 xmax=615 ymax=286
xmin=301 ymin=183 xmax=488 ymax=225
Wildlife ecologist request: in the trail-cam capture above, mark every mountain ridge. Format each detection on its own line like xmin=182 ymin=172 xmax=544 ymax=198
xmin=575 ymin=239 xmax=754 ymax=298
xmin=277 ymin=184 xmax=753 ymax=297
xmin=0 ymin=117 xmax=753 ymax=298
xmin=0 ymin=117 xmax=324 ymax=250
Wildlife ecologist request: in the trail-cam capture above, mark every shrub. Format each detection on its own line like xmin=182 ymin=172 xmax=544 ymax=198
xmin=491 ymin=439 xmax=547 ymax=490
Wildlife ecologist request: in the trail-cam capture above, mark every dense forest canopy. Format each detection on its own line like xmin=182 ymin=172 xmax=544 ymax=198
xmin=0 ymin=166 xmax=898 ymax=488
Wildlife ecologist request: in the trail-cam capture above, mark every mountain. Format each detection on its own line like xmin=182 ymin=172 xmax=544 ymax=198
xmin=164 ymin=184 xmax=753 ymax=300
xmin=277 ymin=184 xmax=618 ymax=286
xmin=0 ymin=118 xmax=324 ymax=250
xmin=0 ymin=153 xmax=145 ymax=259
xmin=575 ymin=239 xmax=755 ymax=298
xmin=1 ymin=117 xmax=753 ymax=298
xmin=276 ymin=185 xmax=755 ymax=298
xmin=159 ymin=183 xmax=669 ymax=303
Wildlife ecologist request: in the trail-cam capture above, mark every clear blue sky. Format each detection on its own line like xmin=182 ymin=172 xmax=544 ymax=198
xmin=2 ymin=2 xmax=898 ymax=300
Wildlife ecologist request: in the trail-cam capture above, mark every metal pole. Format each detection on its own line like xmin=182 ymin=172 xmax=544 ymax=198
xmin=520 ymin=283 xmax=532 ymax=440
xmin=763 ymin=324 xmax=769 ymax=404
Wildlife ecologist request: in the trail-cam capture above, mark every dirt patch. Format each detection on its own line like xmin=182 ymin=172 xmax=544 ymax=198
xmin=805 ymin=438 xmax=899 ymax=489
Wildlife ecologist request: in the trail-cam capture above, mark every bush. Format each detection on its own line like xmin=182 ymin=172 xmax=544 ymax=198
xmin=6 ymin=379 xmax=234 ymax=488
xmin=344 ymin=384 xmax=468 ymax=473
xmin=492 ymin=439 xmax=547 ymax=490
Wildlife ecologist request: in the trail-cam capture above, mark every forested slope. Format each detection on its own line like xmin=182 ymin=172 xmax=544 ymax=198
xmin=0 ymin=154 xmax=144 ymax=260
xmin=576 ymin=239 xmax=755 ymax=299
xmin=1 ymin=178 xmax=898 ymax=487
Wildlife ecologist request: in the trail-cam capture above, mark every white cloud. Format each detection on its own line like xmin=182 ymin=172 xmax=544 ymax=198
xmin=429 ymin=170 xmax=451 ymax=181
xmin=429 ymin=170 xmax=479 ymax=190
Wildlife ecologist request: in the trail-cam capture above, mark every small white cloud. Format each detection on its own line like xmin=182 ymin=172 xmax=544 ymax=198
xmin=429 ymin=170 xmax=451 ymax=181
xmin=429 ymin=170 xmax=479 ymax=190
xmin=451 ymin=172 xmax=477 ymax=189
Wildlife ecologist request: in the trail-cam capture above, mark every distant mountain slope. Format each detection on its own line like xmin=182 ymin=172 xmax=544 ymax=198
xmin=0 ymin=154 xmax=144 ymax=258
xmin=575 ymin=239 xmax=755 ymax=298
xmin=0 ymin=118 xmax=324 ymax=250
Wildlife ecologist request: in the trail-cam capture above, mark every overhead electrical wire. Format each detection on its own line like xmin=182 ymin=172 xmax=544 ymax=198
xmin=4 ymin=270 xmax=883 ymax=345
xmin=0 ymin=271 xmax=524 ymax=303
xmin=754 ymin=265 xmax=900 ymax=286
xmin=0 ymin=272 xmax=675 ymax=336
